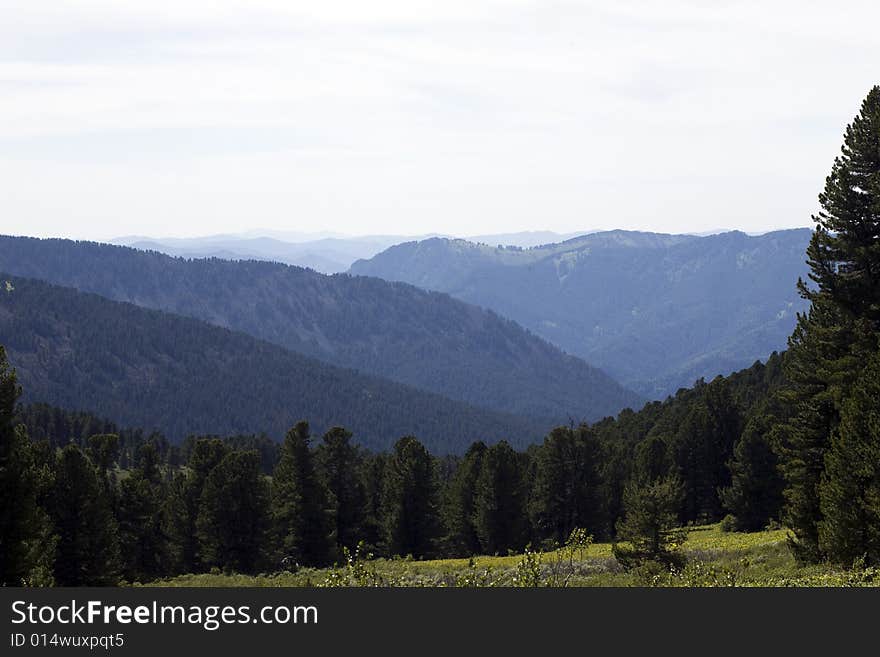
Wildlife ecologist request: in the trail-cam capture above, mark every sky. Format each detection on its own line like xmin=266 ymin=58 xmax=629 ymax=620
xmin=1 ymin=1 xmax=878 ymax=241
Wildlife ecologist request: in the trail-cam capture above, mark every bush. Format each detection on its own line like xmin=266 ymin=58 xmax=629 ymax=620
xmin=720 ymin=514 xmax=739 ymax=533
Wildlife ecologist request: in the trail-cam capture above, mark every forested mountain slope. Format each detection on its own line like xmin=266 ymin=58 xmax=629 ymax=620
xmin=0 ymin=274 xmax=553 ymax=453
xmin=350 ymin=229 xmax=812 ymax=397
xmin=0 ymin=236 xmax=641 ymax=421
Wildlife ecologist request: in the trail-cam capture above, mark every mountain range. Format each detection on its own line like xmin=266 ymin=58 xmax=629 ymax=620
xmin=0 ymin=236 xmax=641 ymax=425
xmin=109 ymin=230 xmax=592 ymax=274
xmin=0 ymin=274 xmax=551 ymax=453
xmin=350 ymin=229 xmax=813 ymax=397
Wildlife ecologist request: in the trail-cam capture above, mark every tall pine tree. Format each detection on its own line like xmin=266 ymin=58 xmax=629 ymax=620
xmin=316 ymin=427 xmax=366 ymax=557
xmin=529 ymin=426 xmax=604 ymax=544
xmin=196 ymin=449 xmax=270 ymax=573
xmin=442 ymin=441 xmax=487 ymax=556
xmin=0 ymin=346 xmax=54 ymax=585
xmin=271 ymin=422 xmax=332 ymax=567
xmin=381 ymin=436 xmax=440 ymax=558
xmin=779 ymin=86 xmax=880 ymax=562
xmin=49 ymin=444 xmax=121 ymax=585
xmin=473 ymin=440 xmax=528 ymax=555
xmin=117 ymin=441 xmax=169 ymax=582
xmin=819 ymin=351 xmax=880 ymax=565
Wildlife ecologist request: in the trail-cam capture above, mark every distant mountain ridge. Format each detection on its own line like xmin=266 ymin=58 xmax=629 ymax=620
xmin=0 ymin=236 xmax=641 ymax=423
xmin=110 ymin=230 xmax=597 ymax=273
xmin=0 ymin=274 xmax=554 ymax=453
xmin=349 ymin=228 xmax=813 ymax=397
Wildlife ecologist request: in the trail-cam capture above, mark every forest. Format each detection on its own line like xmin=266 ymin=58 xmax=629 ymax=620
xmin=0 ymin=86 xmax=878 ymax=587
xmin=0 ymin=276 xmax=552 ymax=453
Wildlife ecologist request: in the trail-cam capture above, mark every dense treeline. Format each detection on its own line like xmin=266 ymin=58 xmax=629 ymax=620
xmin=0 ymin=233 xmax=641 ymax=421
xmin=0 ymin=276 xmax=552 ymax=453
xmin=2 ymin=343 xmax=790 ymax=584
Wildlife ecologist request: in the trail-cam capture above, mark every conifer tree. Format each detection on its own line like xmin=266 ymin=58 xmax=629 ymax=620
xmin=117 ymin=441 xmax=168 ymax=581
xmin=381 ymin=436 xmax=440 ymax=558
xmin=164 ymin=438 xmax=229 ymax=573
xmin=779 ymin=86 xmax=880 ymax=562
xmin=720 ymin=410 xmax=785 ymax=531
xmin=196 ymin=449 xmax=270 ymax=573
xmin=442 ymin=441 xmax=487 ymax=556
xmin=612 ymin=476 xmax=686 ymax=569
xmin=819 ymin=351 xmax=880 ymax=565
xmin=49 ymin=444 xmax=121 ymax=585
xmin=271 ymin=422 xmax=332 ymax=567
xmin=0 ymin=346 xmax=54 ymax=585
xmin=360 ymin=452 xmax=388 ymax=553
xmin=529 ymin=427 xmax=603 ymax=544
xmin=316 ymin=427 xmax=366 ymax=556
xmin=473 ymin=440 xmax=528 ymax=555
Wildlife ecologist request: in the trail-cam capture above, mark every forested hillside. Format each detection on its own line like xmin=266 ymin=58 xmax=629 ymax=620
xmin=350 ymin=228 xmax=812 ymax=397
xmin=0 ymin=335 xmax=792 ymax=585
xmin=0 ymin=237 xmax=641 ymax=422
xmin=0 ymin=275 xmax=552 ymax=452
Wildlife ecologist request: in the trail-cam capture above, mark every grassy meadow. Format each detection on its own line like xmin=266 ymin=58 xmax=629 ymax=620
xmin=145 ymin=523 xmax=879 ymax=588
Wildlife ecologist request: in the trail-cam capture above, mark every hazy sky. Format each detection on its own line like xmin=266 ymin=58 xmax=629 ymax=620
xmin=2 ymin=1 xmax=878 ymax=241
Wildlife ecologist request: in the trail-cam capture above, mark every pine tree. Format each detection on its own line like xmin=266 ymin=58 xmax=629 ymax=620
xmin=49 ymin=444 xmax=121 ymax=585
xmin=164 ymin=438 xmax=229 ymax=573
xmin=472 ymin=440 xmax=528 ymax=555
xmin=381 ymin=436 xmax=440 ymax=558
xmin=818 ymin=351 xmax=880 ymax=565
xmin=271 ymin=422 xmax=332 ymax=567
xmin=442 ymin=441 xmax=486 ymax=556
xmin=670 ymin=380 xmax=741 ymax=525
xmin=0 ymin=346 xmax=54 ymax=585
xmin=612 ymin=476 xmax=686 ymax=569
xmin=316 ymin=427 xmax=366 ymax=557
xmin=360 ymin=452 xmax=388 ymax=553
xmin=196 ymin=449 xmax=270 ymax=573
xmin=720 ymin=410 xmax=785 ymax=531
xmin=779 ymin=86 xmax=880 ymax=562
xmin=117 ymin=441 xmax=168 ymax=581
xmin=529 ymin=426 xmax=603 ymax=544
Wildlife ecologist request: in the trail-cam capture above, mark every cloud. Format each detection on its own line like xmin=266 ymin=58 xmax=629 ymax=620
xmin=0 ymin=1 xmax=877 ymax=239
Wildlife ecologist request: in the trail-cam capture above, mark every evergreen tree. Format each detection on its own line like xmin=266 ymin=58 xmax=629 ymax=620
xmin=473 ymin=440 xmax=528 ymax=555
xmin=49 ymin=444 xmax=121 ymax=585
xmin=360 ymin=452 xmax=388 ymax=553
xmin=196 ymin=449 xmax=270 ymax=573
xmin=779 ymin=86 xmax=880 ymax=562
xmin=117 ymin=441 xmax=168 ymax=581
xmin=316 ymin=427 xmax=367 ymax=556
xmin=271 ymin=422 xmax=332 ymax=567
xmin=633 ymin=434 xmax=671 ymax=485
xmin=612 ymin=476 xmax=686 ymax=569
xmin=670 ymin=380 xmax=741 ymax=524
xmin=529 ymin=427 xmax=603 ymax=544
xmin=442 ymin=441 xmax=486 ymax=556
xmin=818 ymin=351 xmax=880 ymax=565
xmin=0 ymin=346 xmax=54 ymax=585
xmin=720 ymin=410 xmax=785 ymax=531
xmin=164 ymin=438 xmax=229 ymax=573
xmin=381 ymin=436 xmax=440 ymax=558
xmin=87 ymin=433 xmax=120 ymax=489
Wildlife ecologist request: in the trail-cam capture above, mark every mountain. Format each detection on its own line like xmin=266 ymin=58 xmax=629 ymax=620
xmin=464 ymin=231 xmax=593 ymax=248
xmin=0 ymin=236 xmax=641 ymax=422
xmin=0 ymin=274 xmax=555 ymax=453
xmin=110 ymin=234 xmax=421 ymax=274
xmin=349 ymin=229 xmax=813 ymax=397
xmin=111 ymin=231 xmax=592 ymax=273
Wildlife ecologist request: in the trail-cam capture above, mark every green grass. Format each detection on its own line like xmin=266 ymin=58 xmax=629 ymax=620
xmin=145 ymin=524 xmax=878 ymax=587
